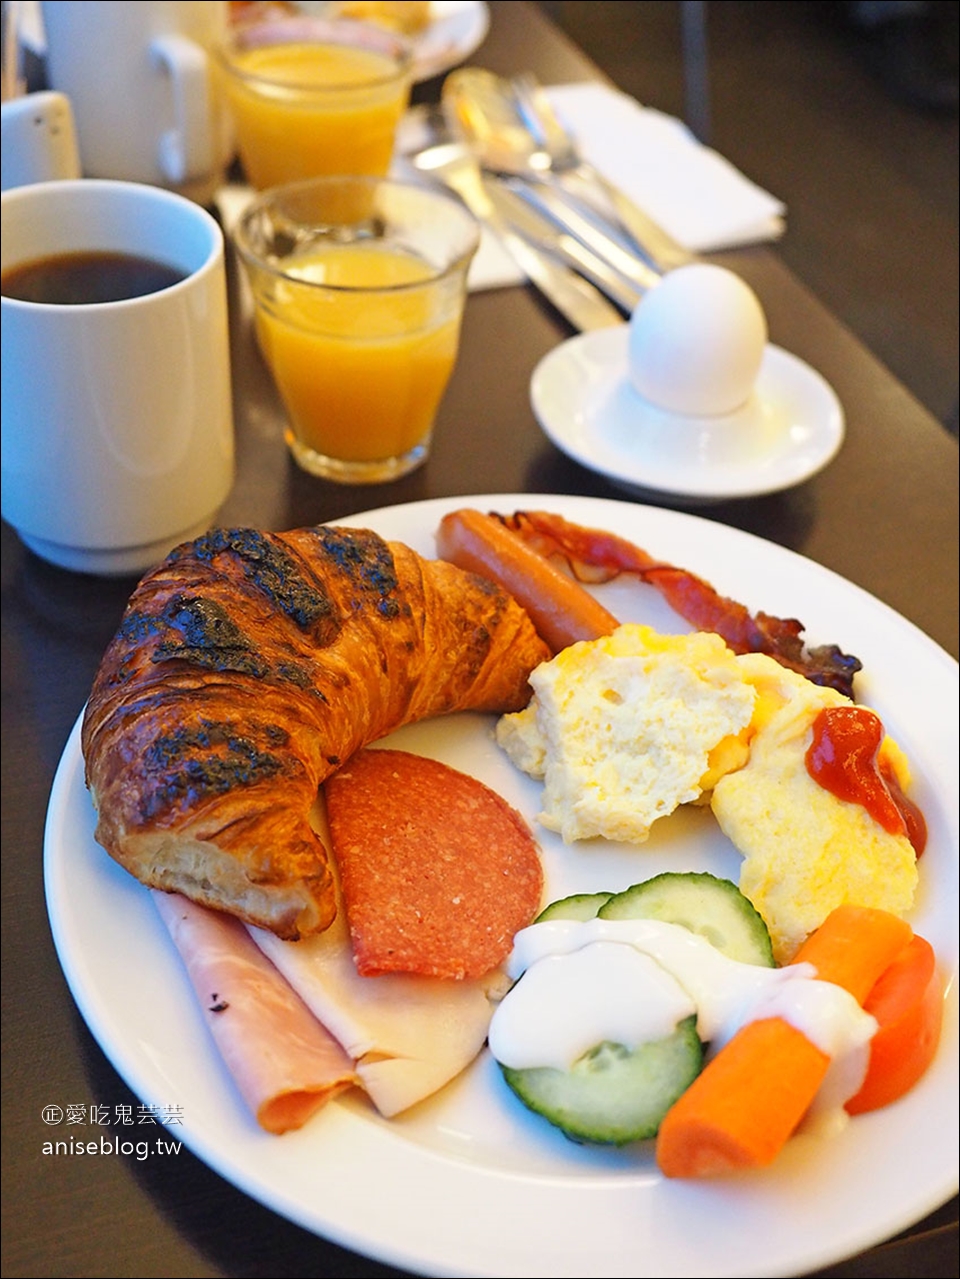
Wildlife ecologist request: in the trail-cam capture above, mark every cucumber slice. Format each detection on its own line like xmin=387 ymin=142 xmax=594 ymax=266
xmin=534 ymin=891 xmax=614 ymax=923
xmin=500 ymin=1015 xmax=702 ymax=1145
xmin=599 ymin=871 xmax=774 ymax=966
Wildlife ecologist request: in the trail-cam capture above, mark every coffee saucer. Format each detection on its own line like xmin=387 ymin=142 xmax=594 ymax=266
xmin=530 ymin=327 xmax=844 ymax=504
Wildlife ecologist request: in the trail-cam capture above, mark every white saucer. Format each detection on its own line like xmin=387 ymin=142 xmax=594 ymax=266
xmin=530 ymin=327 xmax=845 ymax=503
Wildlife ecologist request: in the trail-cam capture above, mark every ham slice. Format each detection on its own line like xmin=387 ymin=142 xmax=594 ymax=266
xmin=153 ymin=891 xmax=359 ymax=1133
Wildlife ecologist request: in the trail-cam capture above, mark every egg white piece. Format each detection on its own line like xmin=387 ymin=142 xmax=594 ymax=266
xmin=496 ymin=624 xmax=757 ymax=845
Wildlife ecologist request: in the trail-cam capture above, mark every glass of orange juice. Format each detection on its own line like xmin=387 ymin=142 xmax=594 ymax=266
xmin=234 ymin=175 xmax=480 ymax=483
xmin=214 ymin=16 xmax=412 ymax=189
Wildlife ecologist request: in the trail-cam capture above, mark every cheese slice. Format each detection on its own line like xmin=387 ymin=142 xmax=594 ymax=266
xmin=250 ymin=908 xmax=506 ymax=1117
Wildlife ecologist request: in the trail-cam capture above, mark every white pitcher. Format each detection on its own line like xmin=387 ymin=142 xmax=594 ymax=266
xmin=40 ymin=0 xmax=234 ymax=204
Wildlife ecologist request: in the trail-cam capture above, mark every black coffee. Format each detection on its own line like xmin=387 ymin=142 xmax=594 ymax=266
xmin=1 ymin=250 xmax=186 ymax=305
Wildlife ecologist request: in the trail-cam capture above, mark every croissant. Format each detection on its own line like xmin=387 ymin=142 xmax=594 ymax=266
xmin=81 ymin=525 xmax=549 ymax=940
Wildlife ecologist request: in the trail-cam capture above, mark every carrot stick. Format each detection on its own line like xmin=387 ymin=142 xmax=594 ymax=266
xmin=791 ymin=904 xmax=913 ymax=1003
xmin=436 ymin=509 xmax=618 ymax=654
xmin=656 ymin=905 xmax=914 ymax=1178
xmin=657 ymin=1018 xmax=831 ymax=1177
xmin=844 ymin=935 xmax=943 ymax=1115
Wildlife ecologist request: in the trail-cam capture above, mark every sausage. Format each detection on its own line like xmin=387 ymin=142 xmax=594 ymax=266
xmin=436 ymin=509 xmax=618 ymax=653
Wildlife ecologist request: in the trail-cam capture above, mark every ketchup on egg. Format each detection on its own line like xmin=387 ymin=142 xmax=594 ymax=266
xmin=805 ymin=706 xmax=927 ymax=855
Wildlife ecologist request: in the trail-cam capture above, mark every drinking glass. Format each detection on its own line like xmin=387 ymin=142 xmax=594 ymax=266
xmin=234 ymin=175 xmax=479 ymax=483
xmin=214 ymin=15 xmax=412 ymax=189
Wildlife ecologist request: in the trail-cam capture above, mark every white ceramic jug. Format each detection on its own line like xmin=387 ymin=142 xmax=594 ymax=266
xmin=40 ymin=0 xmax=234 ymax=204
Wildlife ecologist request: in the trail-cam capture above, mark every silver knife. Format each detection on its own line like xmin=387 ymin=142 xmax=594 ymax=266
xmin=410 ymin=142 xmax=623 ymax=331
xmin=497 ymin=176 xmax=663 ymax=296
xmin=482 ymin=177 xmax=648 ymax=313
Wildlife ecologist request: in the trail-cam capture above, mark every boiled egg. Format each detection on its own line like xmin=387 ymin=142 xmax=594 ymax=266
xmin=628 ymin=264 xmax=767 ymax=416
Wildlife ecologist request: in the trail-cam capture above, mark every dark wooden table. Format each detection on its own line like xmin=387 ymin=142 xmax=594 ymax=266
xmin=2 ymin=4 xmax=957 ymax=1276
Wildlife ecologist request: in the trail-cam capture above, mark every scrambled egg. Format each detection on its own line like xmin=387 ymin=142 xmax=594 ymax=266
xmin=496 ymin=624 xmax=756 ymax=844
xmin=711 ymin=654 xmax=918 ymax=963
xmin=497 ymin=627 xmax=919 ymax=966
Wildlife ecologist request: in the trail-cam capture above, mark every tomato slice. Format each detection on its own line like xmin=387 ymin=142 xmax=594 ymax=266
xmin=845 ymin=934 xmax=943 ymax=1115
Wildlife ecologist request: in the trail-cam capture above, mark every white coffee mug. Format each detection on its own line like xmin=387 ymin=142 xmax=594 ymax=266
xmin=40 ymin=0 xmax=233 ymax=205
xmin=1 ymin=179 xmax=235 ymax=576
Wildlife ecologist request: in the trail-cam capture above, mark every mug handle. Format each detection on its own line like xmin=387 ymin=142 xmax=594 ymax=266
xmin=149 ymin=34 xmax=214 ymax=184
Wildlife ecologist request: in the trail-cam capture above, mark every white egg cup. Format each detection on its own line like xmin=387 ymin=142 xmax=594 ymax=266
xmin=530 ymin=264 xmax=843 ymax=503
xmin=530 ymin=328 xmax=845 ymax=504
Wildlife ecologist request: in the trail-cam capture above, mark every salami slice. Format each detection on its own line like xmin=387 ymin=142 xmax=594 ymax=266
xmin=324 ymin=749 xmax=543 ymax=980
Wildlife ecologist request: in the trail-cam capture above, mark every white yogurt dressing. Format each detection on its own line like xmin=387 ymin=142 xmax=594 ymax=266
xmin=490 ymin=918 xmax=877 ymax=1116
xmin=488 ymin=943 xmax=696 ymax=1070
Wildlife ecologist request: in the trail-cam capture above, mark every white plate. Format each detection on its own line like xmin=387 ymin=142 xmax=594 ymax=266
xmin=298 ymin=2 xmax=490 ymax=82
xmin=411 ymin=1 xmax=490 ymax=82
xmin=45 ymin=494 xmax=958 ymax=1279
xmin=530 ymin=328 xmax=845 ymax=503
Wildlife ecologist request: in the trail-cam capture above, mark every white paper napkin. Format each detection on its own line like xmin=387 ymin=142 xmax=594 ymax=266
xmin=546 ymin=82 xmax=786 ymax=253
xmin=458 ymin=225 xmax=524 ymax=292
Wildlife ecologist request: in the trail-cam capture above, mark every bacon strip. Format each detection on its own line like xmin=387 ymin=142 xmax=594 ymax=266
xmin=495 ymin=511 xmax=862 ymax=698
xmin=153 ymin=892 xmax=359 ymax=1133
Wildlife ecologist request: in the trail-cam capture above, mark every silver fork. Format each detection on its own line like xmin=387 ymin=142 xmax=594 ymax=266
xmin=511 ymin=71 xmax=692 ymax=273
